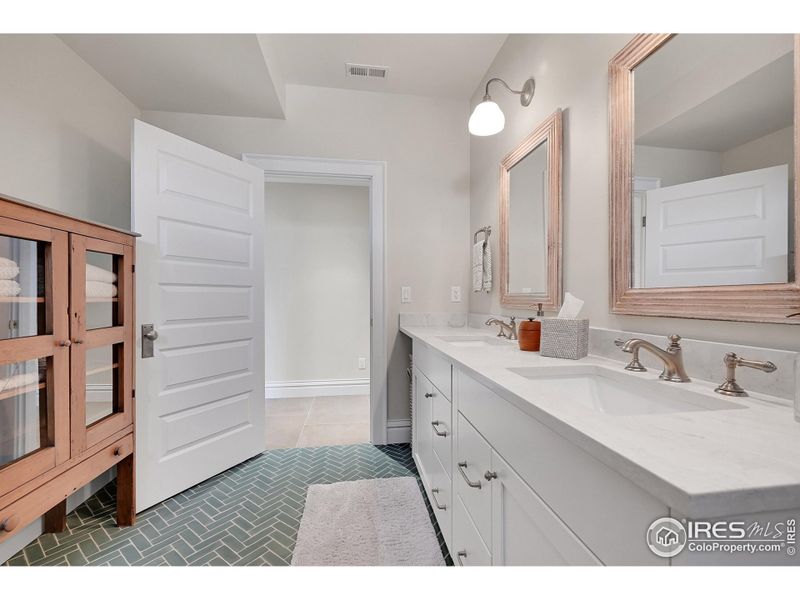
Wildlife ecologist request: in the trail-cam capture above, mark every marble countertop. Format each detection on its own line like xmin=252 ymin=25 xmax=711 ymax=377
xmin=401 ymin=324 xmax=800 ymax=518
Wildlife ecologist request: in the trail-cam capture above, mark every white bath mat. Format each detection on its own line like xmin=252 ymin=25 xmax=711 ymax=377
xmin=291 ymin=477 xmax=445 ymax=566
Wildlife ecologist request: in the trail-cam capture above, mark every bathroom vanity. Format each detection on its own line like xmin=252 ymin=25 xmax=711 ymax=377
xmin=404 ymin=324 xmax=800 ymax=566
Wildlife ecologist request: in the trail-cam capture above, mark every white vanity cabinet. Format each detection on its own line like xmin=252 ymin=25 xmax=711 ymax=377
xmin=411 ymin=339 xmax=667 ymax=566
xmin=412 ymin=341 xmax=453 ymax=550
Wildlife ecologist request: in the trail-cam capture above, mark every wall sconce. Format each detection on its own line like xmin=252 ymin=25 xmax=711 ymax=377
xmin=468 ymin=77 xmax=535 ymax=136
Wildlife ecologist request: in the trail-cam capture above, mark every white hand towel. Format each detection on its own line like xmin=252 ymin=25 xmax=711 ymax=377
xmin=86 ymin=264 xmax=117 ymax=284
xmin=86 ymin=281 xmax=118 ymax=298
xmin=0 ymin=279 xmax=21 ymax=297
xmin=472 ymin=241 xmax=484 ymax=292
xmin=482 ymin=241 xmax=492 ymax=292
xmin=0 ymin=257 xmax=20 ymax=280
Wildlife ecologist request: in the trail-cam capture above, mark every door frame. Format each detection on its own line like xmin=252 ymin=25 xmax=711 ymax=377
xmin=242 ymin=154 xmax=388 ymax=445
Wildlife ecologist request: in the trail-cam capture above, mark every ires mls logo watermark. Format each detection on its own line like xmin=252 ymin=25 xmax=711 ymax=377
xmin=646 ymin=516 xmax=797 ymax=558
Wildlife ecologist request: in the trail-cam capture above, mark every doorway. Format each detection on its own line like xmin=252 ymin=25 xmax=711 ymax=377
xmin=243 ymin=154 xmax=388 ymax=446
xmin=263 ymin=181 xmax=370 ymax=448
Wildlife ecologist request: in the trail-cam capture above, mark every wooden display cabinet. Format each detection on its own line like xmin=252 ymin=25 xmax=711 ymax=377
xmin=0 ymin=193 xmax=137 ymax=541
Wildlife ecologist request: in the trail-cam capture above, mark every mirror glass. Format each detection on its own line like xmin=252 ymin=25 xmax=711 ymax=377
xmin=507 ymin=140 xmax=549 ymax=294
xmin=632 ymin=34 xmax=795 ymax=288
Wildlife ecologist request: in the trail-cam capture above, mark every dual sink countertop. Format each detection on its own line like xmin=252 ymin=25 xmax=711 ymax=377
xmin=401 ymin=325 xmax=800 ymax=518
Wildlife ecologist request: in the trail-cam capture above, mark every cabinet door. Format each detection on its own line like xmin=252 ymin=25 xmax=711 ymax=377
xmin=412 ymin=369 xmax=434 ymax=481
xmin=0 ymin=217 xmax=69 ymax=499
xmin=490 ymin=450 xmax=601 ymax=566
xmin=455 ymin=412 xmax=492 ymax=546
xmin=69 ymin=235 xmax=134 ymax=454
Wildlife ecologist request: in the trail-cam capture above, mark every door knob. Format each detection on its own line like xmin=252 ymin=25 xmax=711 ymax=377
xmin=141 ymin=324 xmax=158 ymax=358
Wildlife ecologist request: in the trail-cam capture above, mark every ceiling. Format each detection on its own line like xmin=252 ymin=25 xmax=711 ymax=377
xmin=635 ymin=34 xmax=795 ymax=152
xmin=264 ymin=34 xmax=507 ymax=99
xmin=61 ymin=34 xmax=286 ymax=118
xmin=60 ymin=34 xmax=507 ymax=119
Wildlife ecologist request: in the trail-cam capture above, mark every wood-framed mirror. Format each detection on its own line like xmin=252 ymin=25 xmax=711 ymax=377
xmin=499 ymin=108 xmax=563 ymax=310
xmin=609 ymin=34 xmax=800 ymax=324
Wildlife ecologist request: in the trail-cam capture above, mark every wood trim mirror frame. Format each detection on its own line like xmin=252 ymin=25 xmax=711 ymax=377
xmin=609 ymin=34 xmax=800 ymax=324
xmin=499 ymin=108 xmax=563 ymax=310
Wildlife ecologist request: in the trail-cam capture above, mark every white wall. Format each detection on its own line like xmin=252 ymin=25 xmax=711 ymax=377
xmin=0 ymin=34 xmax=140 ymax=564
xmin=469 ymin=33 xmax=800 ymax=352
xmin=142 ymin=83 xmax=471 ymax=420
xmin=0 ymin=35 xmax=140 ymax=229
xmin=265 ymin=182 xmax=370 ymax=384
xmin=634 ymin=145 xmax=722 ymax=187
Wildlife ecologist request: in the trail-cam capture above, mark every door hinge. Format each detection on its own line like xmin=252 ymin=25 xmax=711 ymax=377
xmin=642 ymin=216 xmax=647 ymax=227
xmin=132 ymin=389 xmax=136 ymax=399
xmin=131 ymin=264 xmax=135 ymax=273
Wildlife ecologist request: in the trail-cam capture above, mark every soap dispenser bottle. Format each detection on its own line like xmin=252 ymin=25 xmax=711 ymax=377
xmin=518 ymin=303 xmax=544 ymax=352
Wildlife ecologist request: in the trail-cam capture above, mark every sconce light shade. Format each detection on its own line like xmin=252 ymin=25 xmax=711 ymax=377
xmin=468 ymin=99 xmax=505 ymax=136
xmin=468 ymin=77 xmax=535 ymax=136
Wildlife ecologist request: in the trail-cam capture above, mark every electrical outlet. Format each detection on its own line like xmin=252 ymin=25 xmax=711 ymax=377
xmin=451 ymin=286 xmax=462 ymax=302
xmin=358 ymin=357 xmax=367 ymax=370
xmin=401 ymin=286 xmax=412 ymax=303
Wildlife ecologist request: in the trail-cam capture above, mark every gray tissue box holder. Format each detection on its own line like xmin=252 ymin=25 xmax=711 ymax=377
xmin=540 ymin=318 xmax=589 ymax=360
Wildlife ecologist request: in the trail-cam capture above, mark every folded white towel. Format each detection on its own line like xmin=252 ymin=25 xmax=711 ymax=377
xmin=0 ymin=279 xmax=21 ymax=297
xmin=0 ymin=257 xmax=19 ymax=280
xmin=86 ymin=281 xmax=117 ymax=298
xmin=472 ymin=241 xmax=492 ymax=293
xmin=472 ymin=241 xmax=484 ymax=292
xmin=482 ymin=241 xmax=492 ymax=292
xmin=0 ymin=372 xmax=40 ymax=393
xmin=86 ymin=264 xmax=117 ymax=284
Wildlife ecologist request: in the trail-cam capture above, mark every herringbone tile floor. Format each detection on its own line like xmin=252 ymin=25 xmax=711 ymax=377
xmin=3 ymin=443 xmax=450 ymax=566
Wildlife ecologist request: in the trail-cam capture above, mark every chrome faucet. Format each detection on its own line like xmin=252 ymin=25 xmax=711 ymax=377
xmin=715 ymin=352 xmax=777 ymax=397
xmin=485 ymin=316 xmax=517 ymax=340
xmin=617 ymin=334 xmax=691 ymax=383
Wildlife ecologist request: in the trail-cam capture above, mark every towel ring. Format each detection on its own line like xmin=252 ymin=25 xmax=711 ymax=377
xmin=473 ymin=226 xmax=491 ymax=245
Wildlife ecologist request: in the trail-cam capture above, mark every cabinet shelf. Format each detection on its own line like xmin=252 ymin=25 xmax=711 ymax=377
xmin=86 ymin=297 xmax=118 ymax=303
xmin=86 ymin=363 xmax=119 ymax=377
xmin=0 ymin=296 xmax=44 ymax=303
xmin=0 ymin=381 xmax=45 ymax=402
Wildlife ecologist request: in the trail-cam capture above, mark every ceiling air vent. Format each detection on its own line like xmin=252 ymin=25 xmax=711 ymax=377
xmin=345 ymin=63 xmax=389 ymax=79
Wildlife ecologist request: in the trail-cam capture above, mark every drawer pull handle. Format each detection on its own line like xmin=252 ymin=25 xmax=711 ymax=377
xmin=456 ymin=550 xmax=467 ymax=566
xmin=431 ymin=420 xmax=447 ymax=437
xmin=58 ymin=340 xmax=72 ymax=347
xmin=73 ymin=339 xmax=84 ymax=345
xmin=457 ymin=461 xmax=482 ymax=489
xmin=0 ymin=516 xmax=19 ymax=532
xmin=430 ymin=488 xmax=447 ymax=510
xmin=424 ymin=392 xmax=434 ymax=398
xmin=484 ymin=470 xmax=498 ymax=481
xmin=113 ymin=447 xmax=122 ymax=456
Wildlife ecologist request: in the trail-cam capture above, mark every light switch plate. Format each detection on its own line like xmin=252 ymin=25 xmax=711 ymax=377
xmin=451 ymin=286 xmax=462 ymax=302
xmin=358 ymin=357 xmax=367 ymax=370
xmin=401 ymin=286 xmax=411 ymax=303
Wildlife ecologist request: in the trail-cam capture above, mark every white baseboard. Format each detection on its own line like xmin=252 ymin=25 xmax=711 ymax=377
xmin=265 ymin=378 xmax=370 ymax=399
xmin=387 ymin=418 xmax=411 ymax=444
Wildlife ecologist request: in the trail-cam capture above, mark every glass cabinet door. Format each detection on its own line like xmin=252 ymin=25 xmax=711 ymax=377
xmin=0 ymin=217 xmax=69 ymax=498
xmin=69 ymin=235 xmax=133 ymax=453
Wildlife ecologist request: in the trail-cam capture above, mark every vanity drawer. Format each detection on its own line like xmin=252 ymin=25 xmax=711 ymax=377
xmin=454 ymin=412 xmax=492 ymax=548
xmin=413 ymin=340 xmax=451 ymax=401
xmin=431 ymin=390 xmax=452 ymax=473
xmin=426 ymin=447 xmax=452 ymax=549
xmin=457 ymin=369 xmax=668 ymax=565
xmin=453 ymin=493 xmax=492 ymax=566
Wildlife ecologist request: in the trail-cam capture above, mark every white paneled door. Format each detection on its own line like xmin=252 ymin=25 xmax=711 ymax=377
xmin=644 ymin=164 xmax=789 ymax=288
xmin=132 ymin=119 xmax=265 ymax=511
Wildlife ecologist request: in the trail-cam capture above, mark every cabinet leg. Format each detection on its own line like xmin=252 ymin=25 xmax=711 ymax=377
xmin=116 ymin=454 xmax=136 ymax=527
xmin=43 ymin=500 xmax=67 ymax=533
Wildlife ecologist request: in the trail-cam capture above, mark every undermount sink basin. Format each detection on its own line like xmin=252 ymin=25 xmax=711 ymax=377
xmin=508 ymin=365 xmax=746 ymax=416
xmin=437 ymin=335 xmax=512 ymax=348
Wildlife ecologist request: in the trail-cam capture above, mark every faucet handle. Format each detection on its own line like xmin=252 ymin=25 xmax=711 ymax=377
xmin=667 ymin=334 xmax=682 ymax=349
